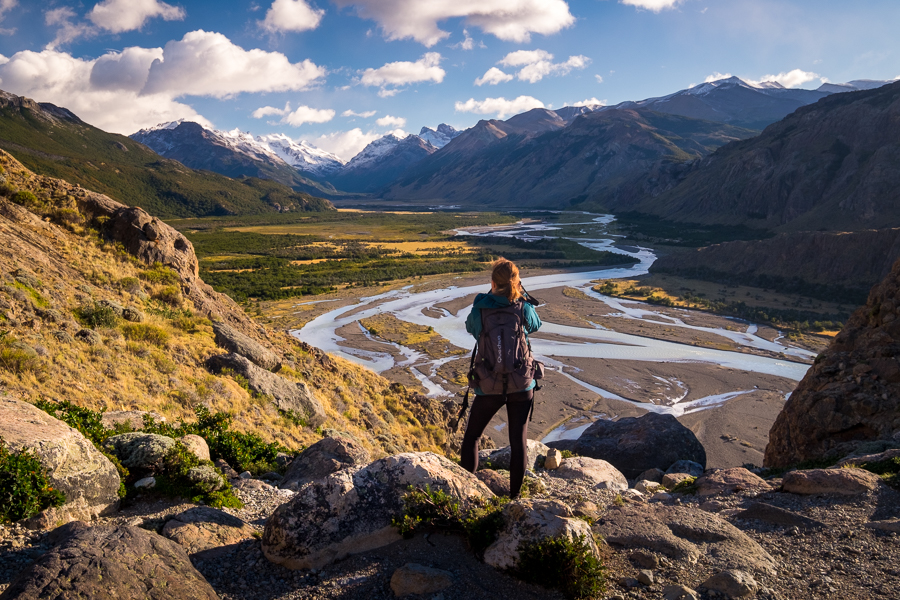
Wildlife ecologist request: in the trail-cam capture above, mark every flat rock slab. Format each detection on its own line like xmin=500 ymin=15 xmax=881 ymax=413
xmin=595 ymin=503 xmax=777 ymax=575
xmin=390 ymin=563 xmax=454 ymax=597
xmin=212 ymin=321 xmax=282 ymax=372
xmin=262 ymin=452 xmax=493 ymax=570
xmin=162 ymin=507 xmax=256 ymax=558
xmin=280 ymin=436 xmax=369 ymax=492
xmin=207 ymin=353 xmax=325 ymax=426
xmin=0 ymin=398 xmax=120 ymax=519
xmin=1 ymin=522 xmax=219 ymax=599
xmin=865 ymin=519 xmax=900 ymax=533
xmin=782 ymin=468 xmax=881 ymax=495
xmin=572 ymin=412 xmax=706 ymax=479
xmin=553 ymin=456 xmax=628 ymax=490
xmin=696 ymin=468 xmax=772 ymax=497
xmin=735 ymin=502 xmax=824 ymax=529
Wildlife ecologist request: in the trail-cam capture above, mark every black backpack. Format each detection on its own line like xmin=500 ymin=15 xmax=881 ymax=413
xmin=454 ymin=299 xmax=544 ymax=428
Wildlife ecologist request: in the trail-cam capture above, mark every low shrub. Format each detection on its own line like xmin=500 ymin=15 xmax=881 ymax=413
xmin=0 ymin=338 xmax=45 ymax=376
xmin=670 ymin=476 xmax=698 ymax=494
xmin=516 ymin=534 xmax=606 ymax=600
xmin=153 ymin=442 xmax=242 ymax=508
xmin=0 ymin=438 xmax=67 ymax=523
xmin=74 ymin=302 xmax=119 ymax=329
xmin=121 ymin=323 xmax=170 ymax=346
xmin=140 ymin=263 xmax=180 ymax=285
xmin=860 ymin=456 xmax=900 ymax=489
xmin=11 ymin=190 xmax=41 ymax=211
xmin=152 ymin=285 xmax=183 ymax=307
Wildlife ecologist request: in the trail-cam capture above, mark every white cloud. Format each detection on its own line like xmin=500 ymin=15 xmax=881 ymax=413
xmin=259 ymin=0 xmax=324 ymax=33
xmin=90 ymin=46 xmax=162 ymax=91
xmin=452 ymin=29 xmax=475 ymax=50
xmin=342 ymin=109 xmax=376 ymax=117
xmin=754 ymin=69 xmax=820 ymax=88
xmin=377 ymin=88 xmax=400 ymax=98
xmin=312 ymin=127 xmax=381 ymax=160
xmin=0 ymin=49 xmax=209 ymax=134
xmin=88 ymin=0 xmax=185 ymax=33
xmin=573 ymin=97 xmax=605 ymax=107
xmin=594 ymin=74 xmax=603 ymax=83
xmin=251 ymin=102 xmax=334 ymax=126
xmin=45 ymin=7 xmax=94 ymax=50
xmin=331 ymin=0 xmax=574 ymax=47
xmin=475 ymin=67 xmax=513 ymax=86
xmin=621 ymin=0 xmax=683 ymax=12
xmin=454 ymin=95 xmax=545 ymax=118
xmin=0 ymin=0 xmax=17 ymax=25
xmin=376 ymin=115 xmax=406 ymax=127
xmin=497 ymin=49 xmax=589 ymax=83
xmin=141 ymin=30 xmax=326 ymax=98
xmin=360 ymin=52 xmax=445 ymax=87
xmin=704 ymin=72 xmax=732 ymax=83
xmin=499 ymin=49 xmax=553 ymax=67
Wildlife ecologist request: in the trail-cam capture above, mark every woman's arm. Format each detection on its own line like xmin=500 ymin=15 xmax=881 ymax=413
xmin=524 ymin=303 xmax=542 ymax=334
xmin=465 ymin=306 xmax=481 ymax=339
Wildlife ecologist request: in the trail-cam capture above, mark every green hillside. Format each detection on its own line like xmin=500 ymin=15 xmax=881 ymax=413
xmin=0 ymin=94 xmax=334 ymax=218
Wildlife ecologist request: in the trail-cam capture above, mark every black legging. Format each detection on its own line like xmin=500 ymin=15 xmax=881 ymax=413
xmin=460 ymin=389 xmax=533 ymax=498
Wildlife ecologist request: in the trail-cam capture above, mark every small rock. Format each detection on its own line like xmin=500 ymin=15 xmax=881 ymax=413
xmin=52 ymin=330 xmax=75 ymax=343
xmin=572 ymin=500 xmax=598 ymax=520
xmin=481 ymin=439 xmax=549 ymax=471
xmin=122 ymin=307 xmax=144 ymax=322
xmin=180 ymin=434 xmax=211 ymax=462
xmin=103 ymin=433 xmax=176 ymax=471
xmin=701 ymin=569 xmax=758 ymax=598
xmin=389 ymin=563 xmax=454 ymax=597
xmin=663 ymin=584 xmax=700 ymax=600
xmin=782 ymin=468 xmax=881 ymax=495
xmin=629 ymin=551 xmax=659 ymax=569
xmin=696 ymin=468 xmax=771 ymax=497
xmin=700 ymin=500 xmax=724 ymax=512
xmin=74 ymin=328 xmax=102 ymax=345
xmin=635 ymin=480 xmax=663 ymax=494
xmin=544 ymin=448 xmax=563 ymax=470
xmin=637 ymin=467 xmax=665 ymax=483
xmin=215 ymin=459 xmax=239 ymax=480
xmin=239 ymin=471 xmax=252 ymax=479
xmin=134 ymin=477 xmax=156 ymax=489
xmin=667 ymin=460 xmax=704 ymax=477
xmin=186 ymin=465 xmax=226 ymax=493
xmin=554 ymin=456 xmax=628 ymax=490
xmin=637 ymin=569 xmax=654 ymax=585
xmin=662 ymin=472 xmax=695 ymax=489
xmin=476 ymin=469 xmax=511 ymax=497
xmin=650 ymin=492 xmax=673 ymax=502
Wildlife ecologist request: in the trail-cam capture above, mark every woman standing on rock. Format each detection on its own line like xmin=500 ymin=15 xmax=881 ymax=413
xmin=459 ymin=257 xmax=543 ymax=498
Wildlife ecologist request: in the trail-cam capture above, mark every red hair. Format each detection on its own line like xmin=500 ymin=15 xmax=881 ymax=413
xmin=491 ymin=257 xmax=523 ymax=303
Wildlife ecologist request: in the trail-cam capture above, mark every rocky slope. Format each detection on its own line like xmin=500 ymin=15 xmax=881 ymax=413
xmin=613 ymin=81 xmax=900 ymax=232
xmin=650 ymin=228 xmax=900 ymax=305
xmin=765 ymin=255 xmax=900 ymax=467
xmin=384 ymin=108 xmax=756 ymax=208
xmin=0 ymin=91 xmax=334 ymax=217
xmin=0 ymin=148 xmax=459 ymax=458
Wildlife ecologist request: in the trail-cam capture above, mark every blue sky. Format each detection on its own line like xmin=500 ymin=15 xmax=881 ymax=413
xmin=0 ymin=0 xmax=898 ymax=159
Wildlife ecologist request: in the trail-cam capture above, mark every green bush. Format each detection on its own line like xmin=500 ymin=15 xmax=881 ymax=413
xmin=11 ymin=190 xmax=41 ymax=210
xmin=860 ymin=456 xmax=900 ymax=489
xmin=152 ymin=285 xmax=182 ymax=307
xmin=142 ymin=405 xmax=291 ymax=475
xmin=153 ymin=442 xmax=241 ymax=508
xmin=121 ymin=323 xmax=170 ymax=346
xmin=392 ymin=485 xmax=509 ymax=556
xmin=516 ymin=534 xmax=606 ymax=600
xmin=0 ymin=338 xmax=45 ymax=376
xmin=0 ymin=438 xmax=67 ymax=523
xmin=140 ymin=263 xmax=180 ymax=285
xmin=74 ymin=302 xmax=119 ymax=329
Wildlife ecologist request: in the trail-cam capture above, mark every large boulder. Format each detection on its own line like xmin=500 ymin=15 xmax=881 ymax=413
xmin=212 ymin=321 xmax=282 ymax=372
xmin=103 ymin=432 xmax=176 ymax=471
xmin=483 ymin=499 xmax=599 ymax=570
xmin=595 ymin=503 xmax=777 ymax=575
xmin=479 ymin=439 xmax=549 ymax=471
xmin=696 ymin=468 xmax=772 ymax=497
xmin=0 ymin=398 xmax=120 ymax=520
xmin=570 ymin=413 xmax=706 ymax=479
xmin=280 ymin=435 xmax=369 ymax=491
xmin=207 ymin=353 xmax=326 ymax=426
xmin=782 ymin=468 xmax=881 ymax=495
xmin=162 ymin=507 xmax=257 ymax=558
xmin=765 ymin=257 xmax=900 ymax=467
xmin=262 ymin=452 xmax=493 ymax=570
xmin=0 ymin=522 xmax=219 ymax=599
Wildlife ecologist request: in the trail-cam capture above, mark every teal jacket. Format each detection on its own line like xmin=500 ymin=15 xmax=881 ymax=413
xmin=465 ymin=292 xmax=542 ymax=395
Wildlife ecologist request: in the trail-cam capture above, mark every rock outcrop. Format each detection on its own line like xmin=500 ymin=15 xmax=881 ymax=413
xmin=212 ymin=321 xmax=282 ymax=372
xmin=596 ymin=503 xmax=777 ymax=575
xmin=279 ymin=435 xmax=369 ymax=491
xmin=552 ymin=456 xmax=628 ymax=490
xmin=0 ymin=522 xmax=219 ymax=599
xmin=261 ymin=452 xmax=492 ymax=570
xmin=206 ymin=353 xmax=326 ymax=426
xmin=162 ymin=507 xmax=257 ymax=558
xmin=103 ymin=433 xmax=176 ymax=471
xmin=0 ymin=398 xmax=120 ymax=520
xmin=479 ymin=439 xmax=549 ymax=471
xmin=765 ymin=257 xmax=900 ymax=467
xmin=564 ymin=413 xmax=706 ymax=479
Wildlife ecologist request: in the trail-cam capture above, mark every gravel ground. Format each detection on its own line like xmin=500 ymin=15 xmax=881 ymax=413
xmin=3 ymin=471 xmax=900 ymax=600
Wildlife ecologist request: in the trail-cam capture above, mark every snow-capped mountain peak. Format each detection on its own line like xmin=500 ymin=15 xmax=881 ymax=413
xmin=418 ymin=124 xmax=461 ymax=149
